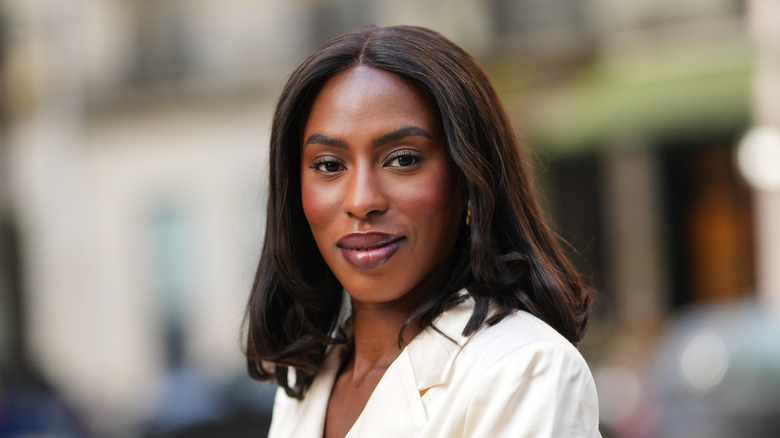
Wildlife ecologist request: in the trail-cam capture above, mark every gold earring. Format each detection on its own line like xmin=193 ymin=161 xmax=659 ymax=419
xmin=466 ymin=200 xmax=472 ymax=226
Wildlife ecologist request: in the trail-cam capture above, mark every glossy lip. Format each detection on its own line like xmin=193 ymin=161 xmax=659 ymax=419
xmin=337 ymin=232 xmax=405 ymax=270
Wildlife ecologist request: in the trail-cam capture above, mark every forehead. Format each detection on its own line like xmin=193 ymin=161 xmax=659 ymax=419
xmin=319 ymin=65 xmax=422 ymax=98
xmin=304 ymin=66 xmax=440 ymax=131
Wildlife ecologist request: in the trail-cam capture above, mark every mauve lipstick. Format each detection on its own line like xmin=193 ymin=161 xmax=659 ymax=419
xmin=337 ymin=232 xmax=404 ymax=270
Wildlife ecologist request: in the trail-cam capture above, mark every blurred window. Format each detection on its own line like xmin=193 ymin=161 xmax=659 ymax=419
xmin=310 ymin=0 xmax=371 ymax=44
xmin=133 ymin=0 xmax=193 ymax=83
xmin=493 ymin=0 xmax=587 ymax=35
xmin=148 ymin=200 xmax=197 ymax=327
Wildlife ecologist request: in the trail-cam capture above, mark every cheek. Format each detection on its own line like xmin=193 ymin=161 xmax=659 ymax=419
xmin=401 ymin=181 xmax=448 ymax=212
xmin=301 ymin=176 xmax=340 ymax=233
xmin=400 ymin=168 xmax=461 ymax=226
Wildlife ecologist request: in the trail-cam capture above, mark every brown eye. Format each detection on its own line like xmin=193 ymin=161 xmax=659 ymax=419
xmin=311 ymin=159 xmax=345 ymax=173
xmin=387 ymin=152 xmax=422 ymax=168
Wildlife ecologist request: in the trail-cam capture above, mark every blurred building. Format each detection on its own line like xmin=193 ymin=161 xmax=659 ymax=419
xmin=496 ymin=1 xmax=779 ymax=436
xmin=0 ymin=0 xmax=777 ymax=437
xmin=0 ymin=0 xmax=306 ymax=434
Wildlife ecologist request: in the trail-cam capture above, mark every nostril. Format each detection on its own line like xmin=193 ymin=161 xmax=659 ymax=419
xmin=347 ymin=208 xmax=383 ymax=219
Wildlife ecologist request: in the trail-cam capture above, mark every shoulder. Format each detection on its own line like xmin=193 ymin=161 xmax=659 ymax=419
xmin=459 ymin=309 xmax=587 ymax=368
xmin=457 ymin=311 xmax=596 ymax=402
xmin=441 ymin=310 xmax=601 ymax=436
xmin=419 ymin=294 xmax=593 ymax=384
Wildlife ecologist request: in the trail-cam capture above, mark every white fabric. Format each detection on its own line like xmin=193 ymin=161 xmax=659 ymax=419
xmin=268 ymin=292 xmax=601 ymax=437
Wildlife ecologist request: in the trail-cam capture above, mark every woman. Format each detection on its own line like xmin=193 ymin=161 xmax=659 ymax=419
xmin=244 ymin=25 xmax=600 ymax=437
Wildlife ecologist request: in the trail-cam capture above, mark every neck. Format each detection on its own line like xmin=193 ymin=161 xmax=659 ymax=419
xmin=345 ymin=299 xmax=422 ymax=378
xmin=342 ymin=259 xmax=454 ymax=379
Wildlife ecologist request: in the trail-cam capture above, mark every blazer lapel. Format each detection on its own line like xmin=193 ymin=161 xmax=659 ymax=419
xmin=346 ymin=291 xmax=476 ymax=437
xmin=346 ymin=348 xmax=428 ymax=437
xmin=406 ymin=293 xmax=475 ymax=392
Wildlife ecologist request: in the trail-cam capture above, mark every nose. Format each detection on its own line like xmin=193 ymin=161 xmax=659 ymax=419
xmin=343 ymin=164 xmax=388 ymax=220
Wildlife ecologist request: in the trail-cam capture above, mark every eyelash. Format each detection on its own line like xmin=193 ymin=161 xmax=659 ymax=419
xmin=308 ymin=151 xmax=423 ymax=174
xmin=310 ymin=158 xmax=344 ymax=173
xmin=385 ymin=151 xmax=423 ymax=168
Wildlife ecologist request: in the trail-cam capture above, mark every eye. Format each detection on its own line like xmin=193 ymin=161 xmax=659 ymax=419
xmin=386 ymin=151 xmax=422 ymax=168
xmin=310 ymin=159 xmax=345 ymax=173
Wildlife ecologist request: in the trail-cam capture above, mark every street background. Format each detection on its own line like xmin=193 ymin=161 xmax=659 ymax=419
xmin=1 ymin=0 xmax=779 ymax=437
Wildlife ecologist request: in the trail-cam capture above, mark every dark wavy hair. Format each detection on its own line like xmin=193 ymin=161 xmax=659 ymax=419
xmin=244 ymin=25 xmax=593 ymax=399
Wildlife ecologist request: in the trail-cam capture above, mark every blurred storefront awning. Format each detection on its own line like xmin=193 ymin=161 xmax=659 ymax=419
xmin=527 ymin=39 xmax=752 ymax=155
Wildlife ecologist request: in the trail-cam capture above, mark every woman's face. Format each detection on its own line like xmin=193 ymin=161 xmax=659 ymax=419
xmin=300 ymin=66 xmax=464 ymax=307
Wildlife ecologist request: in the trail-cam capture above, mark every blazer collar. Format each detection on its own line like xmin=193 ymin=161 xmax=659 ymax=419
xmin=285 ymin=290 xmax=477 ymax=438
xmin=336 ymin=288 xmax=476 ymax=393
xmin=347 ymin=290 xmax=477 ymax=437
xmin=404 ymin=290 xmax=476 ymax=392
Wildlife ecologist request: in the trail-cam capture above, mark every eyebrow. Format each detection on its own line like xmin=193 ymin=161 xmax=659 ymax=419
xmin=373 ymin=125 xmax=434 ymax=147
xmin=303 ymin=134 xmax=347 ymax=149
xmin=302 ymin=125 xmax=434 ymax=149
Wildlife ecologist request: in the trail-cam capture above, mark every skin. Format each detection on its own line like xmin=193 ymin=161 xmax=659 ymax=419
xmin=300 ymin=65 xmax=465 ymax=438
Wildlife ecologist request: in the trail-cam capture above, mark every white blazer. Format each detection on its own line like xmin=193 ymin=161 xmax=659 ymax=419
xmin=269 ymin=292 xmax=601 ymax=437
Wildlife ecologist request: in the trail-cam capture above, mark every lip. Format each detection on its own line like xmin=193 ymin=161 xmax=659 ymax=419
xmin=337 ymin=232 xmax=405 ymax=270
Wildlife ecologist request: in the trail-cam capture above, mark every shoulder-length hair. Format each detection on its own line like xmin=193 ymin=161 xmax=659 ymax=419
xmin=244 ymin=25 xmax=593 ymax=399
